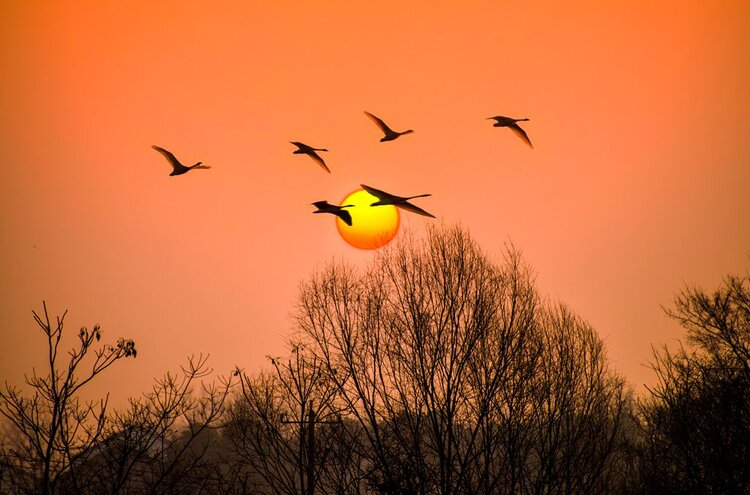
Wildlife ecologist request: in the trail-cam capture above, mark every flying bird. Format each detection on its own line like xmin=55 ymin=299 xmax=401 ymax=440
xmin=312 ymin=201 xmax=354 ymax=226
xmin=364 ymin=111 xmax=414 ymax=142
xmin=152 ymin=146 xmax=211 ymax=176
xmin=486 ymin=116 xmax=533 ymax=148
xmin=290 ymin=142 xmax=331 ymax=173
xmin=360 ymin=184 xmax=435 ymax=218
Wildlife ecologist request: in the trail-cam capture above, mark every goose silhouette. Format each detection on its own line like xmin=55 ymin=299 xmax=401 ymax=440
xmin=364 ymin=111 xmax=414 ymax=142
xmin=487 ymin=116 xmax=533 ymax=148
xmin=152 ymin=146 xmax=211 ymax=176
xmin=291 ymin=142 xmax=331 ymax=173
xmin=360 ymin=184 xmax=435 ymax=218
xmin=312 ymin=201 xmax=354 ymax=226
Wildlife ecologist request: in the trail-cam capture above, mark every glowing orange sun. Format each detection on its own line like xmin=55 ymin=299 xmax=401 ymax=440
xmin=336 ymin=189 xmax=400 ymax=249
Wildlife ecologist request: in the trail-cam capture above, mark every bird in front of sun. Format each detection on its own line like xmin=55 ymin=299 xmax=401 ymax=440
xmin=336 ymin=188 xmax=399 ymax=250
xmin=486 ymin=115 xmax=534 ymax=148
xmin=312 ymin=201 xmax=354 ymax=226
xmin=360 ymin=184 xmax=435 ymax=218
xmin=152 ymin=146 xmax=211 ymax=176
xmin=364 ymin=111 xmax=414 ymax=142
xmin=290 ymin=141 xmax=331 ymax=173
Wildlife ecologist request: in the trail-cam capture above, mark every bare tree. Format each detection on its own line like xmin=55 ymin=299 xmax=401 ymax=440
xmin=1 ymin=227 xmax=639 ymax=494
xmin=293 ymin=225 xmax=631 ymax=494
xmin=78 ymin=354 xmax=235 ymax=494
xmin=229 ymin=346 xmax=345 ymax=495
xmin=526 ymin=304 xmax=632 ymax=494
xmin=0 ymin=302 xmax=136 ymax=495
xmin=0 ymin=304 xmax=239 ymax=495
xmin=638 ymin=273 xmax=750 ymax=493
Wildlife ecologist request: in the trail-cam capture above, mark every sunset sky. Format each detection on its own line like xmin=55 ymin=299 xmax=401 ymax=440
xmin=1 ymin=1 xmax=749 ymax=404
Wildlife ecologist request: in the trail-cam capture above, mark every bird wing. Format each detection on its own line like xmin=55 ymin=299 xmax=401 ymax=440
xmin=398 ymin=201 xmax=436 ymax=218
xmin=308 ymin=151 xmax=331 ymax=173
xmin=338 ymin=210 xmax=353 ymax=226
xmin=312 ymin=201 xmax=329 ymax=210
xmin=152 ymin=145 xmax=182 ymax=170
xmin=509 ymin=123 xmax=533 ymax=148
xmin=364 ymin=111 xmax=394 ymax=134
xmin=360 ymin=184 xmax=391 ymax=201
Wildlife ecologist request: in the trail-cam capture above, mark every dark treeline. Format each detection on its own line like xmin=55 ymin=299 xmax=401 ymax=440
xmin=1 ymin=225 xmax=748 ymax=494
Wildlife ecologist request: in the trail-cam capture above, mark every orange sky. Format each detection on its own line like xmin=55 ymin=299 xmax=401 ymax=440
xmin=1 ymin=1 xmax=749 ymax=403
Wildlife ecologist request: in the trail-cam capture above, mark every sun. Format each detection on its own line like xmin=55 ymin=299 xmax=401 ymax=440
xmin=336 ymin=189 xmax=400 ymax=249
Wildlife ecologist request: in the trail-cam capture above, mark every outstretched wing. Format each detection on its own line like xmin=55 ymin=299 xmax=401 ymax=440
xmin=308 ymin=151 xmax=331 ymax=173
xmin=399 ymin=201 xmax=436 ymax=218
xmin=312 ymin=201 xmax=329 ymax=210
xmin=152 ymin=145 xmax=182 ymax=170
xmin=360 ymin=184 xmax=390 ymax=201
xmin=364 ymin=111 xmax=394 ymax=134
xmin=509 ymin=124 xmax=533 ymax=148
xmin=337 ymin=210 xmax=353 ymax=226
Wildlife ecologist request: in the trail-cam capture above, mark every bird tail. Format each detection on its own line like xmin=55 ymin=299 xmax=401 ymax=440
xmin=406 ymin=194 xmax=431 ymax=200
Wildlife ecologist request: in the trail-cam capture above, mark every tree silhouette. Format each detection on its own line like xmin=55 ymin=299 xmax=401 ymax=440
xmin=0 ymin=228 xmax=667 ymax=494
xmin=294 ymin=225 xmax=631 ymax=494
xmin=638 ymin=272 xmax=750 ymax=494
xmin=526 ymin=304 xmax=633 ymax=494
xmin=0 ymin=306 xmax=237 ymax=495
xmin=74 ymin=354 xmax=235 ymax=494
xmin=229 ymin=346 xmax=348 ymax=495
xmin=0 ymin=302 xmax=136 ymax=495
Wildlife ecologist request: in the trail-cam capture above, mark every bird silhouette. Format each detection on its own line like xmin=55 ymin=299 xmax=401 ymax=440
xmin=486 ymin=116 xmax=533 ymax=148
xmin=312 ymin=201 xmax=355 ymax=226
xmin=152 ymin=146 xmax=211 ymax=176
xmin=291 ymin=142 xmax=331 ymax=173
xmin=364 ymin=111 xmax=414 ymax=142
xmin=360 ymin=184 xmax=435 ymax=218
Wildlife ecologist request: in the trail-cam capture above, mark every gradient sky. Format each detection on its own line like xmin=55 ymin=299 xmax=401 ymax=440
xmin=1 ymin=1 xmax=749 ymax=404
